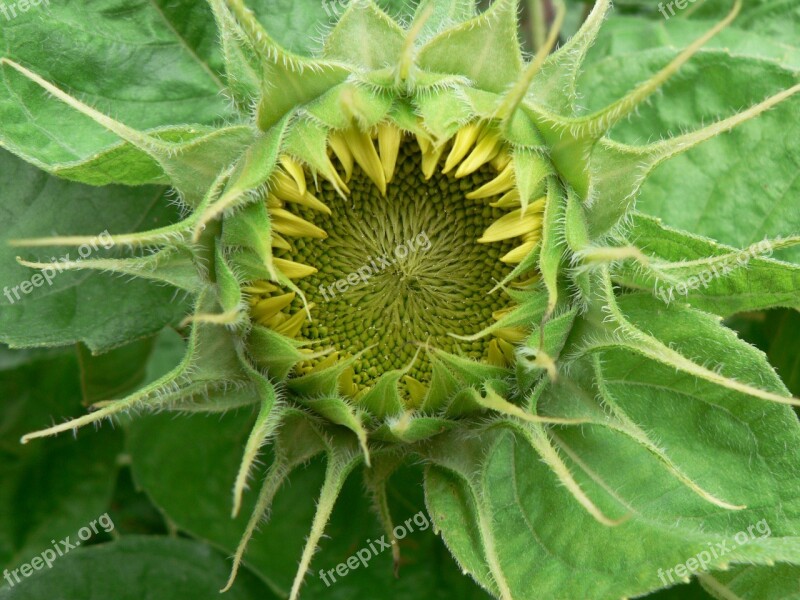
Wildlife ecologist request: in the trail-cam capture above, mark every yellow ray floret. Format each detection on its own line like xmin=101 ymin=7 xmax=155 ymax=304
xmin=273 ymin=257 xmax=317 ymax=279
xmin=280 ymin=156 xmax=307 ymax=196
xmin=269 ymin=208 xmax=328 ymax=239
xmin=478 ymin=208 xmax=543 ymax=243
xmin=455 ymin=129 xmax=502 ymax=178
xmin=443 ymin=122 xmax=482 ymax=174
xmin=251 ymin=292 xmax=297 ymax=321
xmin=466 ymin=162 xmax=515 ymax=199
xmin=378 ymin=123 xmax=402 ymax=183
xmin=341 ymin=128 xmax=386 ymax=194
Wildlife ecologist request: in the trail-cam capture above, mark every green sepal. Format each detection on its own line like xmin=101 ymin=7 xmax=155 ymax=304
xmin=504 ymin=109 xmax=546 ymax=148
xmin=16 ymin=246 xmax=204 ymax=294
xmin=371 ymin=415 xmax=457 ymax=444
xmin=414 ymin=88 xmax=473 ymax=142
xmin=207 ymin=0 xmax=262 ymax=110
xmin=422 ymin=348 xmax=509 ymax=413
xmin=305 ymin=83 xmax=393 ymax=131
xmin=292 ymin=395 xmax=371 ymax=465
xmin=256 ymin=62 xmax=351 ymax=131
xmin=246 ymin=325 xmax=315 ymax=381
xmin=52 ymin=126 xmax=228 ymax=187
xmin=322 ymin=0 xmax=405 ymax=70
xmin=538 ymin=178 xmax=567 ymax=315
xmin=413 ymin=0 xmax=477 ymax=40
xmin=357 ymin=368 xmax=407 ymax=418
xmin=417 ymin=0 xmax=522 ymax=94
xmin=214 ymin=247 xmax=245 ymax=317
xmin=286 ymin=354 xmax=360 ymax=398
xmin=529 ymin=0 xmax=612 ymax=113
xmin=521 ymin=308 xmax=578 ymax=376
xmin=222 ymin=201 xmax=277 ymax=281
xmin=513 ymin=149 xmax=550 ymax=211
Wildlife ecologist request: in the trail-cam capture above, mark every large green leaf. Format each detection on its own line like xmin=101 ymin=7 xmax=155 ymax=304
xmin=614 ymin=213 xmax=800 ymax=315
xmin=126 ymin=410 xmax=492 ymax=600
xmin=577 ymin=18 xmax=800 ymax=262
xmin=0 ymin=149 xmax=190 ymax=352
xmin=0 ymin=0 xmax=233 ymax=165
xmin=0 ymin=348 xmax=122 ymax=573
xmin=423 ymin=296 xmax=800 ymax=599
xmin=0 ymin=536 xmax=277 ymax=600
xmin=700 ymin=564 xmax=800 ymax=600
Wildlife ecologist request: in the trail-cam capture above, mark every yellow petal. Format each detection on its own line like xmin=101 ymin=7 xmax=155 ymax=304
xmin=271 ymin=232 xmax=292 ymax=250
xmin=501 ymin=240 xmax=538 ymax=264
xmin=264 ymin=311 xmax=288 ymax=328
xmin=490 ymin=189 xmax=521 ymax=208
xmin=343 ymin=128 xmax=387 ymax=194
xmin=275 ymin=304 xmax=314 ymax=338
xmin=478 ymin=209 xmax=543 ymax=243
xmin=497 ymin=338 xmax=517 ymax=363
xmin=289 ymin=191 xmax=331 ymax=215
xmin=328 ymin=132 xmax=353 ymax=182
xmin=415 ymin=132 xmax=431 ymax=155
xmin=378 ymin=123 xmax=402 ymax=183
xmin=466 ymin=163 xmax=515 ymax=199
xmin=274 ymin=257 xmax=317 ymax=279
xmin=455 ymin=129 xmax=502 ymax=178
xmin=273 ymin=170 xmax=330 ymax=213
xmin=443 ymin=122 xmax=482 ymax=174
xmin=318 ymin=154 xmax=351 ymax=196
xmin=490 ymin=149 xmax=512 ymax=172
xmin=421 ymin=143 xmax=446 ymax=180
xmin=280 ymin=156 xmax=307 ymax=195
xmin=269 ymin=208 xmax=328 ymax=239
xmin=251 ymin=292 xmax=296 ymax=321
xmin=273 ymin=170 xmax=304 ymax=202
xmin=310 ymin=352 xmax=339 ymax=373
xmin=522 ymin=196 xmax=548 ymax=215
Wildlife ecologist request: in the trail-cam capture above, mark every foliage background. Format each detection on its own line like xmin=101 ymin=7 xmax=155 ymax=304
xmin=0 ymin=0 xmax=798 ymax=598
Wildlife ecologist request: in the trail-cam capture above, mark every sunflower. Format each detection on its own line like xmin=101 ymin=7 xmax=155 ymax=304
xmin=7 ymin=0 xmax=800 ymax=597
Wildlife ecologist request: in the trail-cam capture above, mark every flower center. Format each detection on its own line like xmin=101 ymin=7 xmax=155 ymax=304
xmin=284 ymin=139 xmax=517 ymax=389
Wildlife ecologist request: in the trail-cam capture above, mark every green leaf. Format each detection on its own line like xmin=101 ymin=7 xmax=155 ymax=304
xmin=577 ymin=26 xmax=800 ymax=262
xmin=0 ymin=150 xmax=190 ymax=352
xmin=0 ymin=536 xmax=277 ymax=600
xmin=0 ymin=350 xmax=122 ymax=573
xmin=77 ymin=337 xmax=157 ymax=404
xmin=424 ymin=292 xmax=800 ymax=599
xmin=127 ymin=410 xmax=491 ymax=599
xmin=614 ymin=213 xmax=800 ymax=315
xmin=0 ymin=1 xmax=233 ymax=164
xmin=700 ymin=565 xmax=800 ymax=600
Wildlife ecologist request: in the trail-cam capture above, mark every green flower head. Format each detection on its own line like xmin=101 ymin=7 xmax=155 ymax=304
xmin=6 ymin=0 xmax=800 ymax=598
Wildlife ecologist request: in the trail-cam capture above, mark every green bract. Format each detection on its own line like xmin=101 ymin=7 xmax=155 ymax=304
xmin=2 ymin=0 xmax=800 ymax=598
